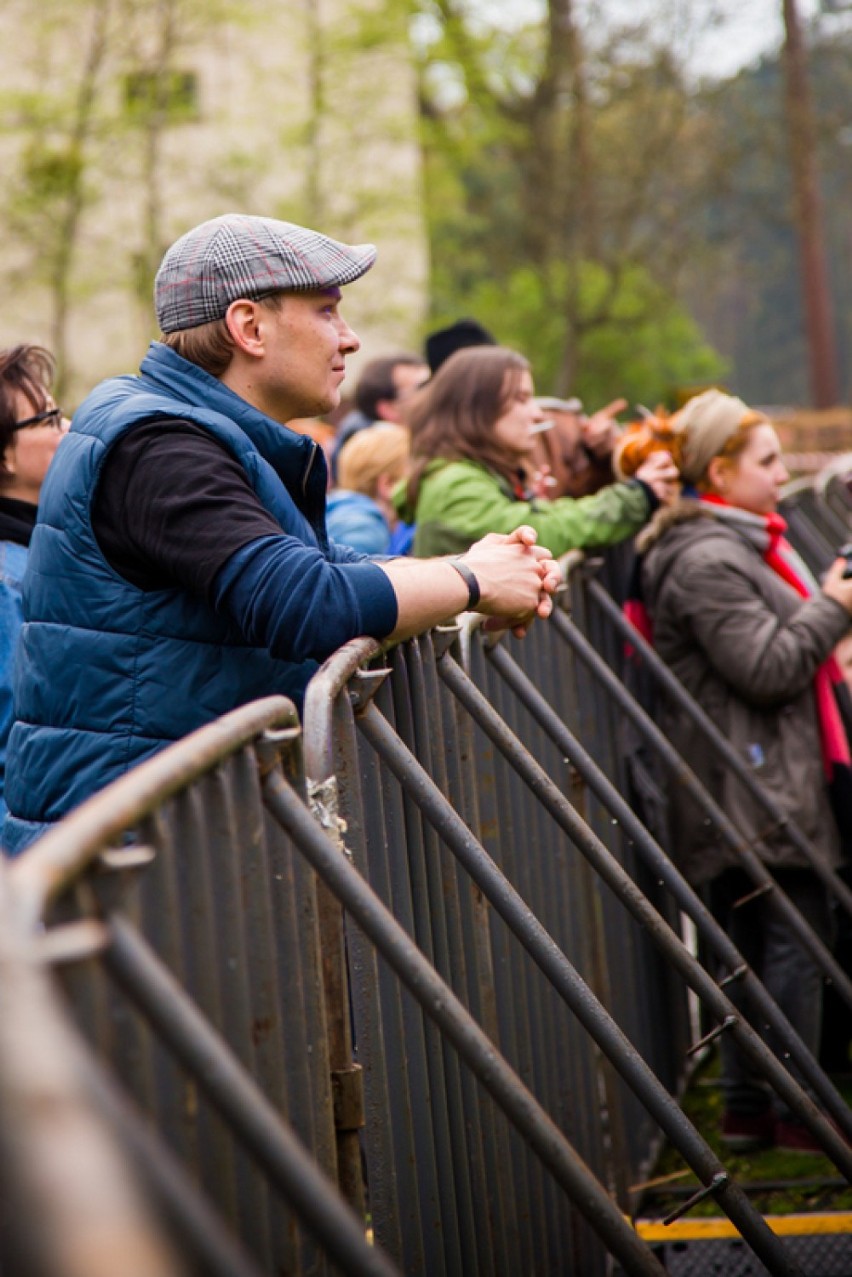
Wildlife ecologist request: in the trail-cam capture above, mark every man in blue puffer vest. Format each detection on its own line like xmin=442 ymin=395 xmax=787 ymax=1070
xmin=3 ymin=213 xmax=559 ymax=853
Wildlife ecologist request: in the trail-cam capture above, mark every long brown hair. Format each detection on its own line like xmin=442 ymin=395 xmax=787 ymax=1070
xmin=405 ymin=345 xmax=530 ymax=505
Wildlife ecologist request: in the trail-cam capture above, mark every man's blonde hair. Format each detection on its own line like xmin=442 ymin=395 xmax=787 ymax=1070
xmin=337 ymin=423 xmax=411 ymax=498
xmin=161 ymin=291 xmax=290 ymax=377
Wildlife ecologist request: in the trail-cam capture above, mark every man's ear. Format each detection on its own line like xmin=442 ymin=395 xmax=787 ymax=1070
xmin=225 ymin=300 xmax=266 ymax=358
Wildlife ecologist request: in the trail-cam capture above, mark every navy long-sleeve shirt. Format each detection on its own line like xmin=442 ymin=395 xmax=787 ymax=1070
xmin=92 ymin=420 xmax=398 ymax=661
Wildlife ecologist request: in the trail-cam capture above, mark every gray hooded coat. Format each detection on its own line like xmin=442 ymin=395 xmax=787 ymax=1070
xmin=638 ymin=501 xmax=850 ymax=886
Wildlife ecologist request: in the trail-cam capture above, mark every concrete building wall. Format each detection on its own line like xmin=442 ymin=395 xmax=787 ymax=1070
xmin=0 ymin=0 xmax=428 ymax=406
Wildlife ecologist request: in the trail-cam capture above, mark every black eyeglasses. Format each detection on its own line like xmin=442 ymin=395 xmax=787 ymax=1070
xmin=13 ymin=408 xmax=64 ymax=432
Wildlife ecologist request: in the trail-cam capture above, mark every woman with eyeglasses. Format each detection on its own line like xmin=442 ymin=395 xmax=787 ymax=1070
xmin=0 ymin=345 xmax=68 ymax=818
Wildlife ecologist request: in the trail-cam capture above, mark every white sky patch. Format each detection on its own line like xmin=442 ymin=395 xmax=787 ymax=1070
xmin=434 ymin=0 xmax=829 ymax=81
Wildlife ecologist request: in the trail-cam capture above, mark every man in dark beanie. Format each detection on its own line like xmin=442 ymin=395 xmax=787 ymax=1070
xmin=424 ymin=318 xmax=496 ymax=374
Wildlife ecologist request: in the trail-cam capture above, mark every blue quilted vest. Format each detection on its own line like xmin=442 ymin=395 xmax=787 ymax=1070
xmin=4 ymin=342 xmax=330 ymax=853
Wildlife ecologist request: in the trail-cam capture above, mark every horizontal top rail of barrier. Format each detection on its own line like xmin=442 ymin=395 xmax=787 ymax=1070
xmin=11 ymin=696 xmax=300 ymax=926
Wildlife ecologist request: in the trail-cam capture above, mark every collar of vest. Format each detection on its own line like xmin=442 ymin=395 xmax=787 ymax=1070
xmin=138 ymin=341 xmax=320 ymax=481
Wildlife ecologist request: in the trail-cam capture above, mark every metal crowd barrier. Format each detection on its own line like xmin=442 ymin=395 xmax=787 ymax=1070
xmin=7 ymin=699 xmax=398 ymax=1277
xmin=7 ymin=555 xmax=849 ymax=1273
xmin=2 ymin=688 xmax=676 ymax=1277
xmin=781 ymin=470 xmax=850 ymax=574
xmin=298 ymin=621 xmax=803 ymax=1275
xmin=815 ymin=453 xmax=852 ymax=535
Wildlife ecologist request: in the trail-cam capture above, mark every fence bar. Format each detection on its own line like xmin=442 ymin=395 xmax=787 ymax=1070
xmin=352 ymin=703 xmax=802 ymax=1277
xmin=261 ymin=766 xmax=670 ymax=1277
xmin=485 ymin=637 xmax=852 ymax=1143
xmin=77 ymin=1047 xmax=266 ymax=1277
xmin=305 ymin=641 xmax=447 ymax=1273
xmin=586 ymin=574 xmax=852 ymax=923
xmin=443 ymin=645 xmax=852 ymax=1176
xmin=0 ymin=879 xmax=185 ymax=1277
xmin=347 ymin=694 xmax=435 ymax=1274
xmin=406 ymin=637 xmax=487 ymax=1274
xmin=465 ymin=642 xmax=573 ymax=1269
xmin=432 ymin=638 xmax=522 ymax=1271
xmin=551 ymin=606 xmax=852 ymax=1014
xmin=11 ymin=696 xmax=300 ymax=927
xmin=101 ymin=912 xmax=402 ymax=1277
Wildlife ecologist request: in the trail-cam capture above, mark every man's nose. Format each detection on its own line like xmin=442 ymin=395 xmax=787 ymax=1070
xmin=338 ymin=318 xmax=360 ymax=354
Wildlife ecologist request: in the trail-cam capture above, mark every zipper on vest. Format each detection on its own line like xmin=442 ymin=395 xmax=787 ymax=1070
xmin=302 ymin=439 xmax=319 ymax=499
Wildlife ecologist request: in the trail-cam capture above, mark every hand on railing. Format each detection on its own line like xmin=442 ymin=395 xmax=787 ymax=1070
xmin=462 ymin=525 xmax=560 ymax=636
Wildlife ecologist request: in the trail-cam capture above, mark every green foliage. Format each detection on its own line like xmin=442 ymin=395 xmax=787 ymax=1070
xmin=430 ymin=258 xmax=726 ymax=406
xmin=3 ymin=138 xmax=94 ymax=280
xmin=21 ymin=142 xmax=85 ymax=205
xmin=122 ymin=69 xmax=200 ymax=126
xmin=416 ymin=1 xmax=728 ymax=407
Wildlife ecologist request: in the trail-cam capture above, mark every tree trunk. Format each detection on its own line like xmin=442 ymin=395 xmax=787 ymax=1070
xmin=781 ymin=0 xmax=839 ymax=407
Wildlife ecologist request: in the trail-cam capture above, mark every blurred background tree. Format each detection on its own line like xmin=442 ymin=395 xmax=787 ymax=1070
xmin=414 ymin=0 xmax=852 ymax=408
xmin=0 ymin=0 xmax=850 ymax=409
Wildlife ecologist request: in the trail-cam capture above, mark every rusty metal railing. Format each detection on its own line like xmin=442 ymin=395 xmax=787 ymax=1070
xmin=301 ymin=628 xmax=803 ymax=1277
xmin=0 ymin=857 xmax=188 ymax=1277
xmin=5 ymin=545 xmax=843 ymax=1274
xmin=4 ymin=689 xmax=677 ymax=1277
xmin=8 ymin=698 xmax=400 ymax=1277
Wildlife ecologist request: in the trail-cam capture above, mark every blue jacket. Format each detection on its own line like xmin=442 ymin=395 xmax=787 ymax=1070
xmin=0 ymin=540 xmax=28 ymax=823
xmin=327 ymin=489 xmax=392 ymax=555
xmin=4 ymin=343 xmax=397 ymax=854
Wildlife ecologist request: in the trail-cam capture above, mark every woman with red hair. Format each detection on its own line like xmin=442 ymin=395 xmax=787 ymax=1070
xmin=624 ymin=388 xmax=852 ymax=1153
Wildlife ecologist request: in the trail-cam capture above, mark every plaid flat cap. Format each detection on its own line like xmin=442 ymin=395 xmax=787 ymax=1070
xmin=155 ymin=213 xmax=377 ymax=333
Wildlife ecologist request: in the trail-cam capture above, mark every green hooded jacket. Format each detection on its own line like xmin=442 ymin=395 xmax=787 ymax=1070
xmin=395 ymin=458 xmax=653 ymax=558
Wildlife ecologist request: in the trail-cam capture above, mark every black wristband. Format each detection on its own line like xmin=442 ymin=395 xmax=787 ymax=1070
xmin=448 ymin=558 xmax=481 ymax=609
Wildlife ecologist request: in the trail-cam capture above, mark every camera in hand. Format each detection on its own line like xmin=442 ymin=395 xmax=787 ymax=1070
xmin=840 ymin=542 xmax=852 ymax=579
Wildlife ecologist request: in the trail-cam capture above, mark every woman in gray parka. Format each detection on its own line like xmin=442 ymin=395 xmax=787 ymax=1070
xmin=621 ymin=389 xmax=852 ymax=1155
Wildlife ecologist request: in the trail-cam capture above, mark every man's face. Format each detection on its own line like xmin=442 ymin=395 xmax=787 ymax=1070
xmin=261 ymin=288 xmax=360 ymax=421
xmin=381 ymin=361 xmax=429 ymax=422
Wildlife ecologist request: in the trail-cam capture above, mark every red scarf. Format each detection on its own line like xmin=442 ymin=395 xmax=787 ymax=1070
xmin=701 ymin=493 xmax=851 ymax=779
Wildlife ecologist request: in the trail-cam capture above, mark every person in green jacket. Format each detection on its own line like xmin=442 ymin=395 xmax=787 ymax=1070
xmin=396 ymin=345 xmax=678 ymax=558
